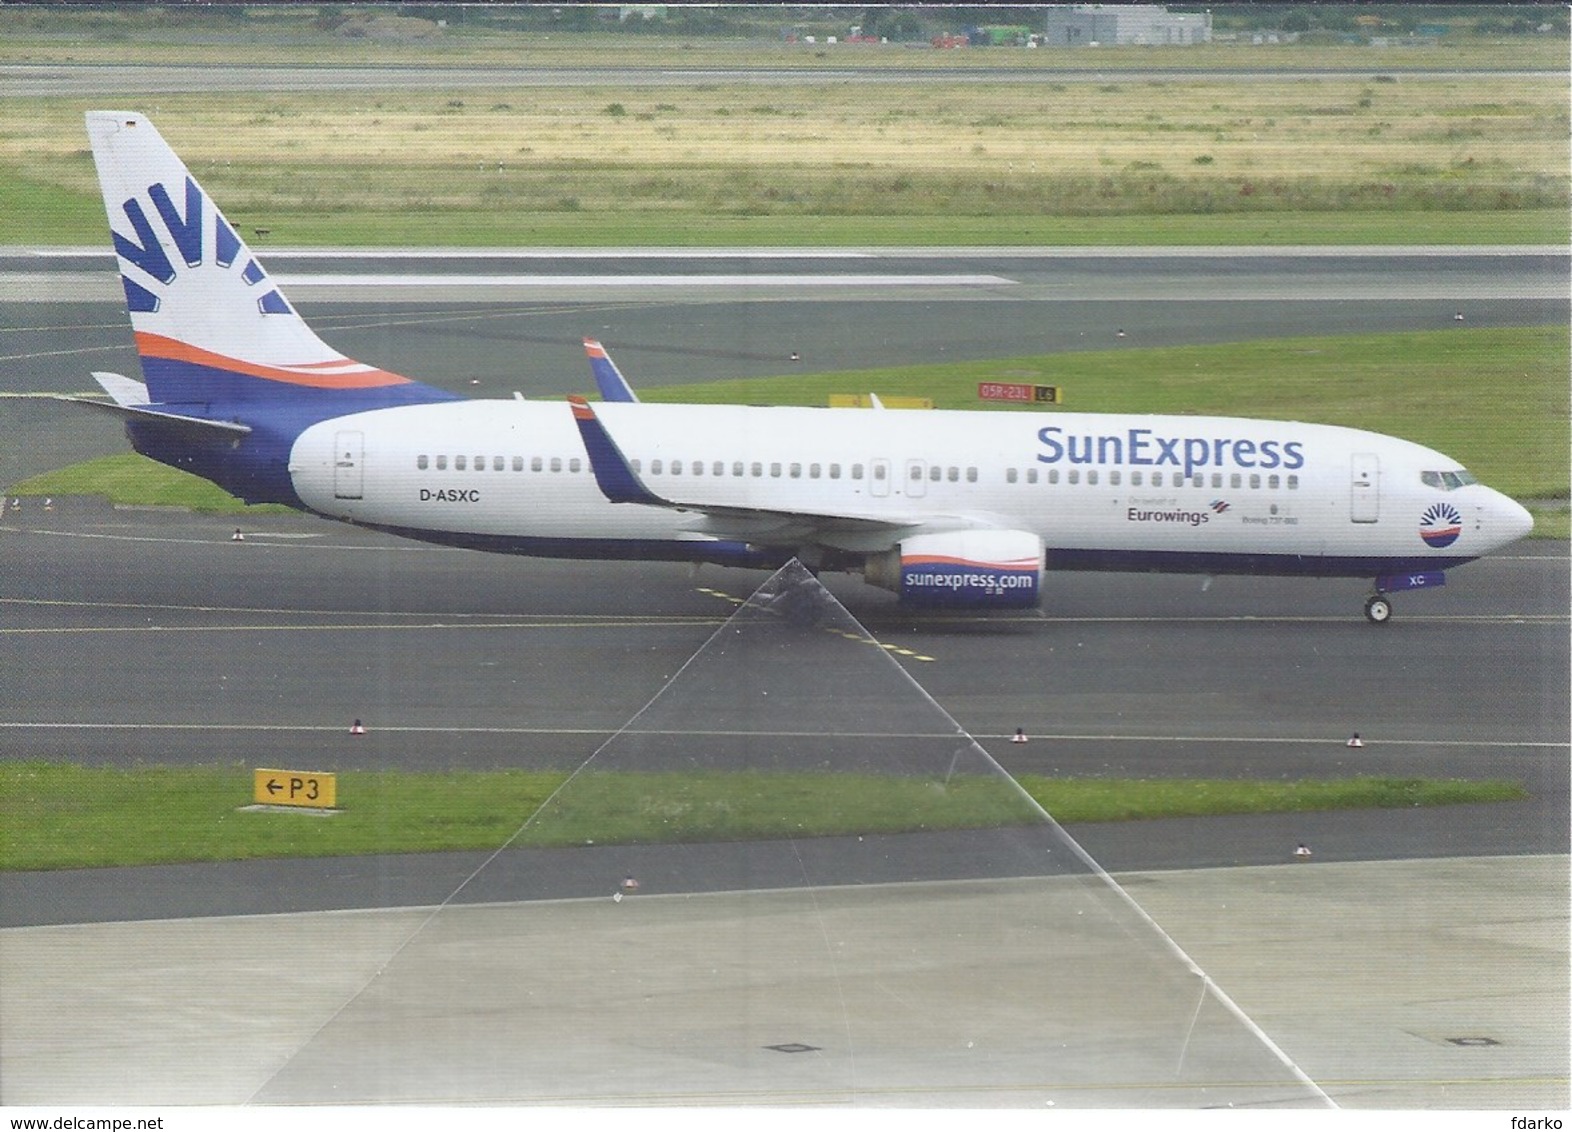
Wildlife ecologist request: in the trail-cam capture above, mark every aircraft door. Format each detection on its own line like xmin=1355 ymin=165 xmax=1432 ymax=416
xmin=334 ymin=430 xmax=364 ymax=500
xmin=1350 ymin=452 xmax=1378 ymax=523
xmin=904 ymin=459 xmax=927 ymax=499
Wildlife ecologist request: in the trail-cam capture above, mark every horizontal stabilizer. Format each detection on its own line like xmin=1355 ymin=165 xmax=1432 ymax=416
xmin=50 ymin=393 xmax=252 ymax=437
xmin=92 ymin=371 xmax=150 ymax=407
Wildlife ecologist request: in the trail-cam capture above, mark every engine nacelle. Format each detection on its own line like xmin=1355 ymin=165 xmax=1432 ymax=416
xmin=864 ymin=529 xmax=1043 ymax=609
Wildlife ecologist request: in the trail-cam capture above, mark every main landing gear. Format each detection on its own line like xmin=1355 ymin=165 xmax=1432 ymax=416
xmin=1363 ymin=593 xmax=1393 ymax=624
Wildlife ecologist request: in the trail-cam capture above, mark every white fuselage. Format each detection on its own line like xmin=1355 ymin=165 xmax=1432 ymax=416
xmin=288 ymin=400 xmax=1530 ymax=579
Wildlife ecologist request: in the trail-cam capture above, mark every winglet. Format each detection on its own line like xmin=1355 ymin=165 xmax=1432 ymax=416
xmin=583 ymin=338 xmax=639 ymax=403
xmin=567 ymin=396 xmax=665 ymax=505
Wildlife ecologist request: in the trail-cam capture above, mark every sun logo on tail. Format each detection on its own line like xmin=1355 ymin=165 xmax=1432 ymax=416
xmin=114 ymin=175 xmax=286 ymax=316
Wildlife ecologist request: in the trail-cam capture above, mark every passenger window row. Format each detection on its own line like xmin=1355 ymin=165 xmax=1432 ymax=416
xmin=1007 ymin=468 xmax=1300 ymax=490
xmin=413 ymin=458 xmax=900 ymax=483
xmin=909 ymin=465 xmax=981 ymax=483
xmin=417 ymin=455 xmax=582 ymax=473
xmin=411 ymin=452 xmax=980 ymax=484
xmin=628 ymin=460 xmax=869 ymax=481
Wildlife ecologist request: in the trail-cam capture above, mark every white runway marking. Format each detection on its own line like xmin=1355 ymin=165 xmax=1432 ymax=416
xmin=36 ymin=247 xmax=879 ymax=260
xmin=0 ymin=619 xmax=719 ymax=635
xmin=0 ymin=595 xmax=713 ymax=621
xmin=0 ymin=720 xmax=1560 ymax=749
xmin=0 ymin=343 xmax=129 ymax=363
xmin=0 ymin=526 xmax=450 ymax=551
xmin=272 ymin=272 xmax=1017 ymax=288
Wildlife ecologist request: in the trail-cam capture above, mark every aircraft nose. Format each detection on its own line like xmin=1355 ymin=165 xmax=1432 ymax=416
xmin=1492 ymin=491 xmax=1534 ymax=545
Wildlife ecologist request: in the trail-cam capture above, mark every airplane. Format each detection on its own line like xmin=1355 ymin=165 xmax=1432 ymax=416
xmin=62 ymin=110 xmax=1533 ymax=623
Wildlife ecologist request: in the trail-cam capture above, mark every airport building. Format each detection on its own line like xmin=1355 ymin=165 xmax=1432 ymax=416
xmin=1042 ymin=5 xmax=1212 ymax=47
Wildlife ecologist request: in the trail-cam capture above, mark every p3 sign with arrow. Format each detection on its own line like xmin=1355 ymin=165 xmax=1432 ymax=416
xmin=253 ymin=768 xmax=337 ymax=810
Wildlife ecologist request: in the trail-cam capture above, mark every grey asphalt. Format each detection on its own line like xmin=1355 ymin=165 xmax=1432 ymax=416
xmin=1 ymin=500 xmax=1565 ymax=927
xmin=5 ymin=855 xmax=1564 ymax=1107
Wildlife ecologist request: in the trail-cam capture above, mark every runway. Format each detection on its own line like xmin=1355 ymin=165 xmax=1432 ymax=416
xmin=1 ymin=248 xmax=1566 ymax=1108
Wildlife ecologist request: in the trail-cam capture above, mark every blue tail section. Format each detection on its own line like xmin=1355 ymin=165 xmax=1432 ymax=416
xmin=86 ymin=111 xmax=462 ymax=505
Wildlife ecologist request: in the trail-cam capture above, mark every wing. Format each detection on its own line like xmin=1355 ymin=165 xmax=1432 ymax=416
xmin=566 ymin=397 xmax=1002 ymax=552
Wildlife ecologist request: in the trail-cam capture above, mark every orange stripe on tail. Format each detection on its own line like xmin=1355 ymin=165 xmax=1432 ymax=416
xmin=135 ymin=332 xmax=414 ymax=390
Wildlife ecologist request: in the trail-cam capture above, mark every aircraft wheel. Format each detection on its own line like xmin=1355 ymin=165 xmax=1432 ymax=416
xmin=1364 ymin=595 xmax=1393 ymax=624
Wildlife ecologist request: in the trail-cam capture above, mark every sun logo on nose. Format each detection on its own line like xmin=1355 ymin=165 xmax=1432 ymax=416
xmin=1419 ymin=502 xmax=1463 ymax=548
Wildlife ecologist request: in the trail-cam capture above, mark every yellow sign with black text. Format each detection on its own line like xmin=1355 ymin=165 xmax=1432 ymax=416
xmin=253 ymin=768 xmax=337 ymax=809
xmin=828 ymin=394 xmax=934 ymax=410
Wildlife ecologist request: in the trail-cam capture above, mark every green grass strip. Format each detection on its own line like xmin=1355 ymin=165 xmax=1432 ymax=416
xmin=7 ymin=453 xmax=292 ymax=515
xmin=514 ymin=769 xmax=1043 ymax=848
xmin=1016 ymin=774 xmax=1526 ymax=824
xmin=11 ymin=206 xmax=1556 ymax=249
xmin=0 ymin=172 xmax=105 ymax=244
xmin=0 ymin=762 xmax=1528 ymax=872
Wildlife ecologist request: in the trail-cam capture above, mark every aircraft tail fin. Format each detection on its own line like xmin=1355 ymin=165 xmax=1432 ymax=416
xmin=85 ymin=111 xmax=456 ymax=413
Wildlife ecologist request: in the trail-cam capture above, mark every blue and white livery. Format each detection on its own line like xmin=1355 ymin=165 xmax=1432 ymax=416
xmin=68 ymin=112 xmax=1534 ymax=623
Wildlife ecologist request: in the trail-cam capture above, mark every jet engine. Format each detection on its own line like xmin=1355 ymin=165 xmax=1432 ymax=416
xmin=863 ymin=529 xmax=1043 ymax=609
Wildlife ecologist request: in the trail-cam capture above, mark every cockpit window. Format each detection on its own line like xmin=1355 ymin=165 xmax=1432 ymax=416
xmin=1422 ymin=469 xmax=1478 ymax=491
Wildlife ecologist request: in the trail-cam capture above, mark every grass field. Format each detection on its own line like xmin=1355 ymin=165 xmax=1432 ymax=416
xmin=0 ymin=761 xmax=1528 ymax=871
xmin=2 ymin=47 xmax=1565 ymax=245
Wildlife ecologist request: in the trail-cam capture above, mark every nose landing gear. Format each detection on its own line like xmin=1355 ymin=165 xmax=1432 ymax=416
xmin=1366 ymin=569 xmax=1447 ymax=624
xmin=1363 ymin=593 xmax=1393 ymax=624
